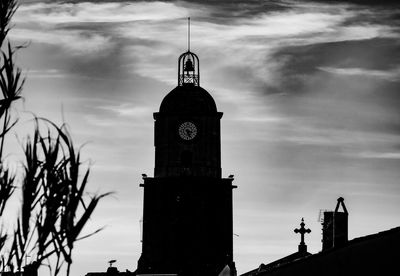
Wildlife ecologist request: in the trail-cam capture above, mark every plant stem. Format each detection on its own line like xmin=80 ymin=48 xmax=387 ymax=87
xmin=66 ymin=247 xmax=72 ymax=276
xmin=0 ymin=108 xmax=8 ymax=159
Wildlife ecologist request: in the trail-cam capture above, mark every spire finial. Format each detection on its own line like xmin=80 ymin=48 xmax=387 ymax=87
xmin=177 ymin=17 xmax=199 ymax=86
xmin=188 ymin=17 xmax=191 ymax=51
xmin=294 ymin=218 xmax=311 ymax=253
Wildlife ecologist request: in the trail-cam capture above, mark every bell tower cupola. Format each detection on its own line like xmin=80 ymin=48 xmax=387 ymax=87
xmin=178 ymin=51 xmax=199 ymax=86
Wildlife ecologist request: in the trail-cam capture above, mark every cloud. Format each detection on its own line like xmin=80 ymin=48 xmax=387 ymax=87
xmin=97 ymin=103 xmax=151 ymax=118
xmin=13 ymin=0 xmax=397 ymax=89
xmin=318 ymin=66 xmax=400 ymax=82
xmin=27 ymin=69 xmax=69 ymax=79
xmin=356 ymin=151 xmax=400 ymax=159
xmin=12 ymin=1 xmax=200 ymax=57
xmin=11 ymin=28 xmax=114 ymax=55
xmin=15 ymin=2 xmax=190 ymax=24
xmin=84 ymin=114 xmax=124 ymax=127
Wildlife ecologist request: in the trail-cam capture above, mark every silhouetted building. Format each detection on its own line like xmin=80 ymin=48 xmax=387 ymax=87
xmin=0 ymin=264 xmax=38 ymax=276
xmin=242 ymin=198 xmax=400 ymax=276
xmin=321 ymin=197 xmax=348 ymax=250
xmin=242 ymin=219 xmax=312 ymax=276
xmin=85 ymin=262 xmax=134 ymax=276
xmin=135 ymin=46 xmax=236 ymax=275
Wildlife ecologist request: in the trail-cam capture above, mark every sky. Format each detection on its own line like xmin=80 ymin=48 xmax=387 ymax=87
xmin=3 ymin=0 xmax=400 ymax=275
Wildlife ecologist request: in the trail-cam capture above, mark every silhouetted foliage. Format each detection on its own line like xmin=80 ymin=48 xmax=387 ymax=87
xmin=0 ymin=1 xmax=109 ymax=275
xmin=5 ymin=119 xmax=110 ymax=276
xmin=0 ymin=0 xmax=23 ymax=158
xmin=0 ymin=0 xmax=22 ymax=271
xmin=0 ymin=0 xmax=18 ymax=48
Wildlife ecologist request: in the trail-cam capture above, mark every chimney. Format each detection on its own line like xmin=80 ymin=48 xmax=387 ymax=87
xmin=322 ymin=197 xmax=348 ymax=251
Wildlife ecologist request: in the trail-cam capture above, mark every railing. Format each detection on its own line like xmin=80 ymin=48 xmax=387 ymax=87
xmin=179 ymin=74 xmax=199 ymax=86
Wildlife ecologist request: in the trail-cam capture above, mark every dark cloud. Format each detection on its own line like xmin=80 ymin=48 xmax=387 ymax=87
xmin=267 ymin=38 xmax=400 ymax=95
xmin=342 ymin=6 xmax=400 ymax=27
xmin=186 ymin=0 xmax=290 ymax=24
xmin=277 ymin=38 xmax=400 ymax=73
xmin=248 ymin=26 xmax=400 ymax=149
xmin=310 ymin=0 xmax=400 ymax=5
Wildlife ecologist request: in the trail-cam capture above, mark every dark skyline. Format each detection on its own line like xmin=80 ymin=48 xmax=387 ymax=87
xmin=5 ymin=0 xmax=400 ymax=275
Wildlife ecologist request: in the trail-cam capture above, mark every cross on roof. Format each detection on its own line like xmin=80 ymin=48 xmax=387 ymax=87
xmin=294 ymin=218 xmax=311 ymax=253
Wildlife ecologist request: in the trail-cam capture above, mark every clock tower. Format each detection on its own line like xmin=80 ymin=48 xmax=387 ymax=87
xmin=136 ymin=45 xmax=236 ymax=276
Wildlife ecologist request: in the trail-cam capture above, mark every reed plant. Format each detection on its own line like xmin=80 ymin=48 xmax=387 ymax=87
xmin=6 ymin=119 xmax=110 ymax=276
xmin=0 ymin=0 xmax=23 ymax=158
xmin=0 ymin=1 xmax=109 ymax=275
xmin=0 ymin=0 xmax=23 ymax=272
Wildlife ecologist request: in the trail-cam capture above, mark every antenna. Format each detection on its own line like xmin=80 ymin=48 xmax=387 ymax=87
xmin=188 ymin=17 xmax=190 ymax=51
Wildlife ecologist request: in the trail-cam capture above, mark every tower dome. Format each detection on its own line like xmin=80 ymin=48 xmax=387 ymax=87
xmin=159 ymin=85 xmax=217 ymax=114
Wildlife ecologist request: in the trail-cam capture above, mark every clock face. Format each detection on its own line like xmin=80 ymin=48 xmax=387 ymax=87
xmin=178 ymin=122 xmax=197 ymax=140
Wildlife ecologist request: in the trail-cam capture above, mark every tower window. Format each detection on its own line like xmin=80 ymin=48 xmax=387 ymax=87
xmin=181 ymin=150 xmax=192 ymax=167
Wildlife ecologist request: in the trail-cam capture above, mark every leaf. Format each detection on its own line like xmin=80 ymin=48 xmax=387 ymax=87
xmin=69 ymin=192 xmax=111 ymax=246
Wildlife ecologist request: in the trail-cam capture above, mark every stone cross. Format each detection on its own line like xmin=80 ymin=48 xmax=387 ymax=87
xmin=294 ymin=218 xmax=311 ymax=253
